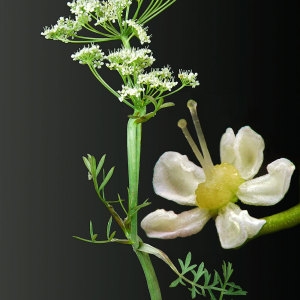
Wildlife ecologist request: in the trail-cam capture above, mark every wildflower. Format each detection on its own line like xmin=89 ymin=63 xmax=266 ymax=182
xmin=106 ymin=47 xmax=155 ymax=76
xmin=124 ymin=20 xmax=151 ymax=44
xmin=67 ymin=0 xmax=101 ymax=25
xmin=141 ymin=100 xmax=295 ymax=248
xmin=178 ymin=70 xmax=199 ymax=88
xmin=137 ymin=67 xmax=178 ymax=91
xmin=117 ymin=85 xmax=145 ymax=102
xmin=41 ymin=17 xmax=82 ymax=42
xmin=94 ymin=0 xmax=133 ymax=25
xmin=71 ymin=44 xmax=105 ymax=68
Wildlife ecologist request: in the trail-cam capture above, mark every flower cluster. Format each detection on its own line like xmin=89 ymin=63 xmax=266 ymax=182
xmin=41 ymin=17 xmax=82 ymax=42
xmin=42 ymin=0 xmax=199 ymax=110
xmin=67 ymin=0 xmax=99 ymax=24
xmin=94 ymin=0 xmax=132 ymax=25
xmin=71 ymin=44 xmax=105 ymax=68
xmin=41 ymin=0 xmax=133 ymax=42
xmin=118 ymin=85 xmax=145 ymax=102
xmin=178 ymin=70 xmax=199 ymax=88
xmin=117 ymin=67 xmax=199 ymax=102
xmin=141 ymin=100 xmax=295 ymax=248
xmin=67 ymin=0 xmax=132 ymax=25
xmin=137 ymin=67 xmax=178 ymax=91
xmin=124 ymin=20 xmax=151 ymax=44
xmin=106 ymin=48 xmax=155 ymax=75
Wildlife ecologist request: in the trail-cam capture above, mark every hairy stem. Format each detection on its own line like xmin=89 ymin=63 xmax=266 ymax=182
xmin=257 ymin=202 xmax=300 ymax=237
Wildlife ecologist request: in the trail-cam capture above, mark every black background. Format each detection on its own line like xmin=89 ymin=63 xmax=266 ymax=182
xmin=1 ymin=1 xmax=300 ymax=299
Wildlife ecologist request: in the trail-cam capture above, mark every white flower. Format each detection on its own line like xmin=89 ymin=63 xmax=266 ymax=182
xmin=137 ymin=67 xmax=178 ymax=91
xmin=178 ymin=70 xmax=199 ymax=88
xmin=117 ymin=85 xmax=145 ymax=102
xmin=141 ymin=100 xmax=295 ymax=249
xmin=106 ymin=47 xmax=155 ymax=75
xmin=94 ymin=0 xmax=132 ymax=25
xmin=71 ymin=44 xmax=105 ymax=68
xmin=124 ymin=20 xmax=151 ymax=44
xmin=41 ymin=17 xmax=82 ymax=42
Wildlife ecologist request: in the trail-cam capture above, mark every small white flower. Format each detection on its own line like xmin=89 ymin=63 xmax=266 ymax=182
xmin=124 ymin=19 xmax=151 ymax=44
xmin=106 ymin=47 xmax=155 ymax=75
xmin=41 ymin=17 xmax=82 ymax=42
xmin=71 ymin=44 xmax=105 ymax=68
xmin=67 ymin=0 xmax=100 ymax=24
xmin=137 ymin=67 xmax=178 ymax=91
xmin=94 ymin=0 xmax=132 ymax=25
xmin=178 ymin=70 xmax=199 ymax=88
xmin=117 ymin=85 xmax=145 ymax=102
xmin=141 ymin=100 xmax=295 ymax=248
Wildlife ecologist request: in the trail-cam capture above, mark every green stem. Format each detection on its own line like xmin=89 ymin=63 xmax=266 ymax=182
xmin=136 ymin=250 xmax=162 ymax=300
xmin=257 ymin=203 xmax=300 ymax=237
xmin=127 ymin=110 xmax=162 ymax=300
xmin=127 ymin=115 xmax=142 ymax=246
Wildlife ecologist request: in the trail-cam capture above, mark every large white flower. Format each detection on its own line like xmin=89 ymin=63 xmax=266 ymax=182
xmin=141 ymin=100 xmax=295 ymax=249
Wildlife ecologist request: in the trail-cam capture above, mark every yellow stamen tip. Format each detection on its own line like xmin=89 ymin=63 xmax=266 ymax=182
xmin=177 ymin=119 xmax=187 ymax=129
xmin=187 ymin=99 xmax=197 ymax=110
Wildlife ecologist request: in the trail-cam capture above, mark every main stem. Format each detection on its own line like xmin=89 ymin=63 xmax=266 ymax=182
xmin=127 ymin=111 xmax=162 ymax=300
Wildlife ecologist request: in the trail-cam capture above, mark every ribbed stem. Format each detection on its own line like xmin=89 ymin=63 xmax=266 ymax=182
xmin=127 ymin=110 xmax=162 ymax=300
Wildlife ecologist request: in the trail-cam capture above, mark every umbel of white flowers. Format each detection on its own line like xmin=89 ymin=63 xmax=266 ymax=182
xmin=141 ymin=100 xmax=295 ymax=249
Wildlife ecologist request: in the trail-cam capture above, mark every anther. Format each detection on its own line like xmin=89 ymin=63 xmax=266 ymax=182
xmin=177 ymin=119 xmax=187 ymax=129
xmin=187 ymin=99 xmax=197 ymax=110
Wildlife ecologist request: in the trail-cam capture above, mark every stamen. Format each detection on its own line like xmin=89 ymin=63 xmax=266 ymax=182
xmin=187 ymin=100 xmax=214 ymax=172
xmin=177 ymin=119 xmax=206 ymax=168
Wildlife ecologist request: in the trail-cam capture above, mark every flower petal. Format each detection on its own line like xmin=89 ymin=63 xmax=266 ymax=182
xmin=141 ymin=207 xmax=211 ymax=239
xmin=215 ymin=203 xmax=266 ymax=249
xmin=220 ymin=128 xmax=236 ymax=164
xmin=237 ymin=158 xmax=295 ymax=206
xmin=153 ymin=151 xmax=205 ymax=206
xmin=221 ymin=126 xmax=264 ymax=180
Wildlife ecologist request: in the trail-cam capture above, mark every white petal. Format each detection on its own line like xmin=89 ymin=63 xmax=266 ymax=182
xmin=220 ymin=128 xmax=236 ymax=164
xmin=141 ymin=207 xmax=211 ymax=239
xmin=221 ymin=126 xmax=264 ymax=180
xmin=153 ymin=151 xmax=205 ymax=206
xmin=237 ymin=158 xmax=295 ymax=206
xmin=215 ymin=203 xmax=266 ymax=249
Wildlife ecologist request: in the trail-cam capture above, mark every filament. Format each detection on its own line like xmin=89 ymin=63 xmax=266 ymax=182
xmin=177 ymin=119 xmax=206 ymax=168
xmin=187 ymin=100 xmax=214 ymax=173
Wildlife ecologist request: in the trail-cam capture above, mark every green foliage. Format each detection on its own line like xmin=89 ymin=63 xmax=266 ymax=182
xmin=170 ymin=252 xmax=247 ymax=299
xmin=73 ymin=154 xmax=133 ymax=244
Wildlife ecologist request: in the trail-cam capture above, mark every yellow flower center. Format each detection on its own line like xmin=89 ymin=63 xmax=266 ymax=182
xmin=195 ymin=163 xmax=244 ymax=210
xmin=178 ymin=100 xmax=245 ymax=211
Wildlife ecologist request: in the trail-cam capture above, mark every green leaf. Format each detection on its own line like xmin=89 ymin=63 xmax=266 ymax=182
xmin=170 ymin=277 xmax=185 ymax=288
xmin=96 ymin=154 xmax=106 ymax=177
xmin=89 ymin=220 xmax=95 ymax=240
xmin=109 ymin=231 xmax=116 ymax=240
xmin=192 ymin=262 xmax=205 ymax=281
xmin=106 ymin=216 xmax=113 ymax=239
xmin=82 ymin=155 xmax=91 ymax=172
xmin=91 ymin=234 xmax=98 ymax=241
xmin=98 ymin=167 xmax=115 ymax=192
xmin=160 ymin=101 xmax=175 ymax=109
xmin=185 ymin=252 xmax=192 ymax=267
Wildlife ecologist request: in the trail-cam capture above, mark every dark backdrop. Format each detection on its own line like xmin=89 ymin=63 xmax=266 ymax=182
xmin=1 ymin=1 xmax=299 ymax=299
